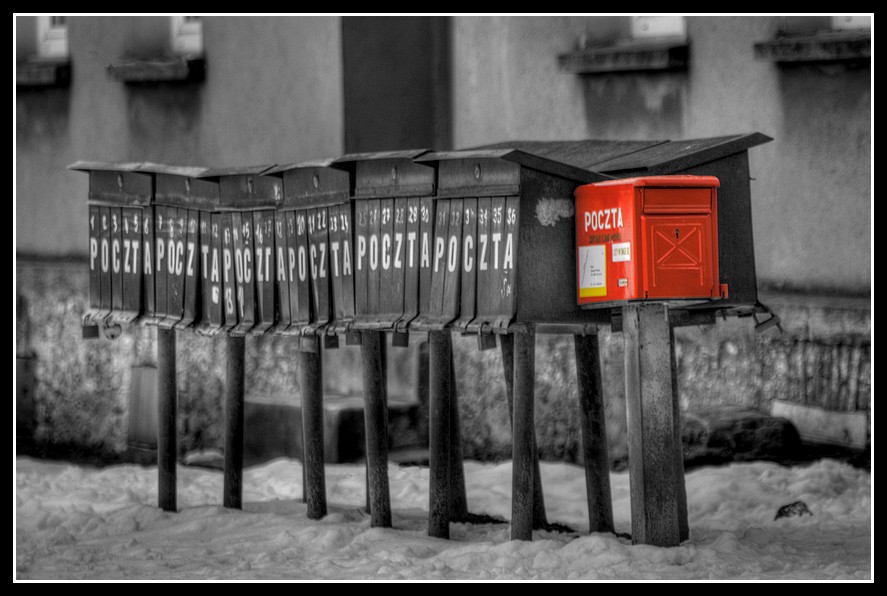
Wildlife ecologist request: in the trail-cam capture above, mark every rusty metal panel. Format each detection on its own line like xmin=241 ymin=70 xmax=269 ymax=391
xmin=366 ymin=200 xmax=382 ymax=327
xmin=337 ymin=204 xmax=356 ymax=329
xmin=141 ymin=206 xmax=156 ymax=323
xmin=354 ymin=199 xmax=370 ymax=322
xmin=159 ymin=208 xmax=185 ymax=329
xmin=231 ymin=212 xmax=256 ymax=336
xmin=120 ymin=207 xmax=143 ymax=324
xmin=109 ymin=208 xmax=124 ymax=323
xmin=469 ymin=197 xmax=491 ymax=334
xmin=220 ymin=212 xmax=238 ymax=332
xmin=417 ymin=197 xmax=435 ymax=323
xmin=273 ymin=210 xmax=292 ymax=334
xmin=86 ymin=205 xmax=103 ymax=323
xmin=153 ymin=207 xmax=170 ymax=324
xmin=328 ymin=205 xmax=345 ymax=326
xmin=396 ymin=197 xmax=422 ymax=330
xmin=307 ymin=207 xmax=331 ymax=332
xmin=175 ymin=209 xmax=200 ymax=329
xmin=196 ymin=212 xmax=223 ymax=334
xmin=454 ymin=198 xmax=477 ymax=331
xmin=412 ymin=200 xmax=450 ymax=330
xmin=441 ymin=198 xmax=463 ymax=325
xmin=251 ymin=210 xmax=275 ymax=334
xmin=377 ymin=198 xmax=406 ymax=329
xmin=291 ymin=210 xmax=312 ymax=328
xmin=98 ymin=206 xmax=113 ymax=321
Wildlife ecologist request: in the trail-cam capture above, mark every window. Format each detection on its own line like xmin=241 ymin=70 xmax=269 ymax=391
xmin=171 ymin=15 xmax=203 ymax=55
xmin=830 ymin=16 xmax=871 ymax=31
xmin=37 ymin=15 xmax=68 ymax=58
xmin=630 ymin=16 xmax=687 ymax=41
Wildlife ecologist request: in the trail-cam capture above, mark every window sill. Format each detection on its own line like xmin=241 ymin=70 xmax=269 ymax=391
xmin=16 ymin=57 xmax=71 ymax=88
xmin=107 ymin=55 xmax=205 ymax=84
xmin=754 ymin=31 xmax=870 ymax=63
xmin=558 ymin=38 xmax=688 ymax=74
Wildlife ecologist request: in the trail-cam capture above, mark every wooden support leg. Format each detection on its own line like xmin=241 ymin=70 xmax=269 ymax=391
xmin=361 ymin=330 xmax=392 ymax=527
xmin=670 ymin=325 xmax=689 ymax=542
xmin=157 ymin=328 xmax=177 ymax=512
xmin=299 ymin=345 xmax=327 ymax=520
xmin=500 ymin=333 xmax=547 ymax=529
xmin=223 ymin=335 xmax=245 ymax=509
xmin=511 ymin=327 xmax=536 ymax=541
xmin=428 ymin=329 xmax=451 ymax=539
xmin=622 ymin=303 xmax=681 ymax=547
xmin=574 ymin=332 xmax=615 ymax=534
xmin=448 ymin=333 xmax=468 ymax=521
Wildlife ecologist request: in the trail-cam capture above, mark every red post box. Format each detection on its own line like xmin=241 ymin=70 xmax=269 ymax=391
xmin=575 ymin=175 xmax=725 ymax=307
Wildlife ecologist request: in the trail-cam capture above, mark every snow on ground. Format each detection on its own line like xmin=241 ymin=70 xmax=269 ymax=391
xmin=15 ymin=456 xmax=870 ymax=580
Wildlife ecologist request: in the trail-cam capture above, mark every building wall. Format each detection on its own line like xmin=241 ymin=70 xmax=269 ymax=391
xmin=16 ymin=15 xmax=344 ymax=257
xmin=453 ymin=15 xmax=871 ymax=294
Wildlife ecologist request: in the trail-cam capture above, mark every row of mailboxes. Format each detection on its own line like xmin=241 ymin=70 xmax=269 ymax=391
xmin=73 ymin=133 xmax=771 ymax=341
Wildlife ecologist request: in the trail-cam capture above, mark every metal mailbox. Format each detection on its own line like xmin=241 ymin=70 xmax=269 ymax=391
xmin=414 ymin=148 xmax=604 ymax=335
xmin=460 ymin=134 xmax=772 ymax=329
xmin=195 ymin=166 xmax=280 ymax=336
xmin=70 ymin=161 xmax=155 ymax=326
xmin=575 ymin=175 xmax=724 ymax=306
xmin=331 ymin=150 xmax=435 ymax=334
xmin=266 ymin=159 xmax=353 ymax=340
xmin=150 ymin=165 xmax=223 ymax=333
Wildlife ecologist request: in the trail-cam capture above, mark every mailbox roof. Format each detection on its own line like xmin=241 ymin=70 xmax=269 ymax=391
xmin=135 ymin=163 xmax=210 ymax=178
xmin=467 ymin=140 xmax=667 ymax=171
xmin=416 ymin=148 xmax=606 ymax=184
xmin=332 ymin=149 xmax=432 ymax=163
xmin=68 ymin=161 xmax=146 ymax=173
xmin=265 ymin=157 xmax=340 ymax=174
xmin=591 ymin=133 xmax=773 ymax=174
xmin=197 ymin=164 xmax=276 ymax=178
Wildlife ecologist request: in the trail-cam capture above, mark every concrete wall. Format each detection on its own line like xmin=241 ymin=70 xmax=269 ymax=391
xmin=453 ymin=15 xmax=871 ymax=294
xmin=16 ymin=15 xmax=343 ymax=257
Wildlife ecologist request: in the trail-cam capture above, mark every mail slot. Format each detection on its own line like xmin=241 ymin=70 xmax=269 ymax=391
xmin=575 ymin=176 xmax=723 ymax=306
xmin=330 ymin=150 xmax=436 ymax=334
xmin=194 ymin=166 xmax=280 ymax=336
xmin=69 ymin=161 xmax=154 ymax=327
xmin=150 ymin=165 xmax=222 ymax=333
xmin=266 ymin=159 xmax=353 ymax=340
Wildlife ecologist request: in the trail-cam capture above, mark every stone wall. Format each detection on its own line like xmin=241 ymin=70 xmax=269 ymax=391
xmin=16 ymin=260 xmax=870 ymax=465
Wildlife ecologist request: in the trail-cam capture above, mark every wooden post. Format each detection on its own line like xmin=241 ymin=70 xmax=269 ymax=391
xmin=511 ymin=327 xmax=536 ymax=541
xmin=428 ymin=329 xmax=451 ymax=539
xmin=574 ymin=332 xmax=615 ymax=534
xmin=360 ymin=330 xmax=392 ymax=527
xmin=414 ymin=340 xmax=429 ymax=409
xmin=622 ymin=303 xmax=680 ymax=547
xmin=299 ymin=345 xmax=327 ymax=520
xmin=448 ymin=333 xmax=468 ymax=520
xmin=500 ymin=333 xmax=547 ymax=529
xmin=223 ymin=335 xmax=246 ymax=509
xmin=156 ymin=327 xmax=177 ymax=512
xmin=670 ymin=325 xmax=689 ymax=542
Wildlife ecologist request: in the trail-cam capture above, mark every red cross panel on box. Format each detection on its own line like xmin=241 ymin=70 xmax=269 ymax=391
xmin=575 ymin=175 xmax=725 ymax=307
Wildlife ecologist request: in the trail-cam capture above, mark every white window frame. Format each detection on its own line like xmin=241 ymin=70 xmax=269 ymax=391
xmin=631 ymin=16 xmax=687 ymax=41
xmin=830 ymin=16 xmax=871 ymax=31
xmin=36 ymin=15 xmax=68 ymax=58
xmin=171 ymin=15 xmax=203 ymax=55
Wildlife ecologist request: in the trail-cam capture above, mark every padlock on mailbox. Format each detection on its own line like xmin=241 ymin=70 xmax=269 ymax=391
xmin=195 ymin=166 xmax=280 ymax=336
xmin=69 ymin=161 xmax=155 ymax=327
xmin=266 ymin=159 xmax=353 ymax=343
xmin=575 ymin=176 xmax=724 ymax=306
xmin=331 ymin=150 xmax=436 ymax=340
